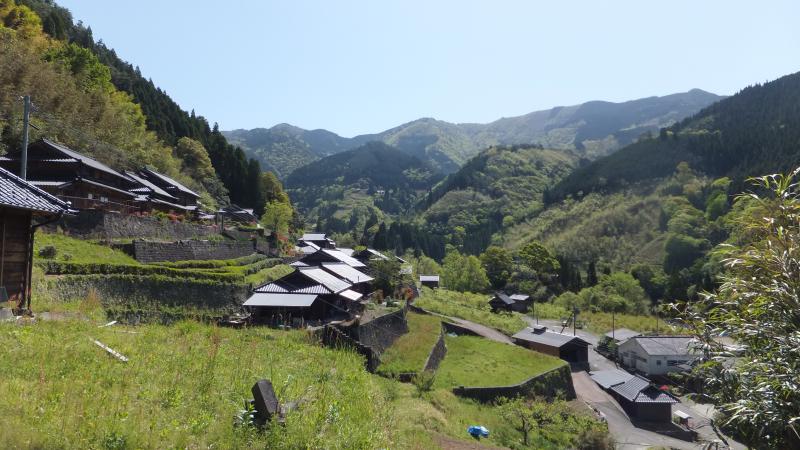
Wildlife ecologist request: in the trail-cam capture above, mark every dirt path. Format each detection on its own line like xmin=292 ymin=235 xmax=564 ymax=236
xmin=438 ymin=315 xmax=513 ymax=344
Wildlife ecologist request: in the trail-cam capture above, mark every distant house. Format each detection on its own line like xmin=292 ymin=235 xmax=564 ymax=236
xmin=219 ymin=204 xmax=257 ymax=224
xmin=419 ymin=275 xmax=439 ymax=289
xmin=0 ymin=167 xmax=71 ymax=312
xmin=0 ymin=139 xmax=139 ymax=213
xmin=245 ymin=266 xmax=363 ymax=322
xmin=489 ymin=292 xmax=531 ymax=312
xmin=590 ymin=369 xmax=678 ymax=422
xmin=353 ymin=247 xmax=389 ymax=264
xmin=618 ymin=336 xmax=697 ymax=376
xmin=123 ymin=170 xmax=193 ymax=214
xmin=512 ymin=325 xmax=590 ymax=368
xmin=603 ymin=328 xmax=642 ymax=345
xmin=137 ymin=167 xmax=200 ymax=211
xmin=299 ymin=233 xmax=336 ymax=249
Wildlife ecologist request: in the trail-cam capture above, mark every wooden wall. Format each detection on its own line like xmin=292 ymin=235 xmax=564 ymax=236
xmin=0 ymin=208 xmax=32 ymax=303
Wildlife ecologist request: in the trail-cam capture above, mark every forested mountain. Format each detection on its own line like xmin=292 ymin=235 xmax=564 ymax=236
xmin=13 ymin=0 xmax=270 ymax=214
xmin=284 ymin=142 xmax=443 ymax=240
xmin=547 ymin=71 xmax=800 ymax=203
xmin=226 ymin=89 xmax=721 ymax=178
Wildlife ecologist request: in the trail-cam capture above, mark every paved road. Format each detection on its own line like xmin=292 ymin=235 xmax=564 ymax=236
xmin=444 ymin=316 xmax=514 ymax=344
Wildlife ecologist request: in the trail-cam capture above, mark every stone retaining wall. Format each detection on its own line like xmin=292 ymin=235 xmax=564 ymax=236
xmin=423 ymin=327 xmax=447 ymax=372
xmin=132 ymin=239 xmax=255 ymax=263
xmin=318 ymin=325 xmax=380 ymax=372
xmin=52 ymin=210 xmax=216 ymax=240
xmin=442 ymin=320 xmax=482 ymax=337
xmin=452 ymin=364 xmax=576 ymax=403
xmin=351 ymin=308 xmax=408 ymax=354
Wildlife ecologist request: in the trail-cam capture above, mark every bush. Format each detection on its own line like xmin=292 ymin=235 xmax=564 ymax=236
xmin=38 ymin=245 xmax=57 ymax=259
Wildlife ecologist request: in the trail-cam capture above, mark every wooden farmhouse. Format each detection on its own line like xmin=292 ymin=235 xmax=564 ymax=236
xmin=419 ymin=275 xmax=439 ymax=289
xmin=0 ymin=139 xmax=139 ymax=213
xmin=0 ymin=166 xmax=71 ymax=312
xmin=512 ymin=325 xmax=590 ymax=369
xmin=0 ymin=139 xmax=201 ymax=216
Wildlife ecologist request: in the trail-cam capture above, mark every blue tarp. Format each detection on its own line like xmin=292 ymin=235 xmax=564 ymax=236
xmin=467 ymin=425 xmax=490 ymax=438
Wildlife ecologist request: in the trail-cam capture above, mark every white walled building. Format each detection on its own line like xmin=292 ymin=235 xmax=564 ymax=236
xmin=618 ymin=336 xmax=697 ymax=375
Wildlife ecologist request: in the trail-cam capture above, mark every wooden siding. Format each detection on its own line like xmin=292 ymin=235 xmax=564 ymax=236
xmin=0 ymin=208 xmax=32 ymax=302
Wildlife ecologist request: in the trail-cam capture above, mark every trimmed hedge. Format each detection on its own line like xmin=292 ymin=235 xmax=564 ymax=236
xmin=38 ymin=261 xmax=244 ymax=283
xmin=151 ymin=253 xmax=266 ymax=269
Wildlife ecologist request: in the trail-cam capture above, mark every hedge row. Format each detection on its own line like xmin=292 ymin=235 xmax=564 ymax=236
xmin=151 ymin=253 xmax=266 ymax=269
xmin=37 ymin=261 xmax=244 ymax=283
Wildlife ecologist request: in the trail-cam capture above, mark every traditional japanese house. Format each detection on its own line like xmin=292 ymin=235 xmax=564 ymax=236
xmin=219 ymin=204 xmax=257 ymax=224
xmin=299 ymin=248 xmax=367 ymax=269
xmin=136 ymin=167 xmax=200 ymax=211
xmin=0 ymin=167 xmax=71 ymax=312
xmin=320 ymin=263 xmax=374 ymax=293
xmin=122 ymin=170 xmax=191 ymax=214
xmin=0 ymin=139 xmax=138 ymax=213
xmin=244 ymin=266 xmax=363 ymax=322
xmin=299 ymin=233 xmax=336 ymax=249
xmin=589 ymin=369 xmax=679 ymax=422
xmin=419 ymin=275 xmax=440 ymax=289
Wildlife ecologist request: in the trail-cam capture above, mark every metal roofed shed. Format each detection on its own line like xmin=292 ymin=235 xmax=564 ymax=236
xmin=489 ymin=291 xmax=532 ymax=312
xmin=244 ymin=293 xmax=318 ymax=307
xmin=297 ymin=266 xmax=352 ymax=293
xmin=419 ymin=275 xmax=440 ymax=289
xmin=512 ymin=326 xmax=590 ymax=368
xmin=243 ymin=292 xmax=328 ymax=322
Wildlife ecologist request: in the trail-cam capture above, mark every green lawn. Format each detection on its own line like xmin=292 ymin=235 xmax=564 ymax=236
xmin=531 ymin=302 xmax=675 ymax=335
xmin=35 ymin=232 xmax=139 ymax=265
xmin=433 ymin=335 xmax=565 ymax=389
xmin=0 ymin=318 xmax=389 ymax=449
xmin=414 ymin=288 xmax=527 ymax=335
xmin=377 ymin=312 xmax=443 ymax=377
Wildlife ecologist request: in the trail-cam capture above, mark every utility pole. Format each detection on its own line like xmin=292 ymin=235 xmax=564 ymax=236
xmin=20 ymin=95 xmax=31 ymax=180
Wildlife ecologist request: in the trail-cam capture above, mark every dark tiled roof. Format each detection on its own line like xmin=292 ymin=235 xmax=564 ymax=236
xmin=610 ymin=376 xmax=650 ymax=401
xmin=0 ymin=166 xmax=71 ymax=214
xmin=61 ymin=178 xmax=138 ymax=198
xmin=512 ymin=327 xmax=590 ymax=348
xmin=140 ymin=167 xmax=199 ymax=198
xmin=39 ymin=139 xmax=128 ymax=180
xmin=123 ymin=171 xmax=176 ymax=200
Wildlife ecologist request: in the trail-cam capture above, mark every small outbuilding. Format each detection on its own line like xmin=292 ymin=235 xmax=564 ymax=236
xmin=589 ymin=369 xmax=678 ymax=422
xmin=0 ymin=167 xmax=72 ymax=312
xmin=419 ymin=275 xmax=439 ymax=289
xmin=512 ymin=325 xmax=590 ymax=368
xmin=489 ymin=292 xmax=531 ymax=312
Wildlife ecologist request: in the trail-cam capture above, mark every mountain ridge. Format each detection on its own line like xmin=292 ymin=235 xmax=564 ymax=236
xmin=224 ymin=88 xmax=723 ymax=178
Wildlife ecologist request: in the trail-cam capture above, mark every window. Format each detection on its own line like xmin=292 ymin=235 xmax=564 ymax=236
xmin=87 ymin=193 xmax=93 ymax=199
xmin=656 ymin=360 xmax=662 ymax=366
xmin=100 ymin=196 xmax=109 ymax=203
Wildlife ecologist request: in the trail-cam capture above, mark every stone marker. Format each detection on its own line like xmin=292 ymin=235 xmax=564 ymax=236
xmin=251 ymin=379 xmax=279 ymax=426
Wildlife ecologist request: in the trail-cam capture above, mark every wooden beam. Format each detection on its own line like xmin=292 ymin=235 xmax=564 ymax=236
xmin=92 ymin=339 xmax=129 ymax=362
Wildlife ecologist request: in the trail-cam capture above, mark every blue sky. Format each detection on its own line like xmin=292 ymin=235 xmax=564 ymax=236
xmin=60 ymin=1 xmax=799 ymax=137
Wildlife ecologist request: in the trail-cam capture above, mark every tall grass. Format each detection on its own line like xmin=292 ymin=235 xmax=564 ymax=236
xmin=414 ymin=288 xmax=526 ymax=335
xmin=0 ymin=320 xmax=389 ymax=449
xmin=377 ymin=312 xmax=443 ymax=377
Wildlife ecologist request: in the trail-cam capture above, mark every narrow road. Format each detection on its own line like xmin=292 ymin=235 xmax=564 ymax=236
xmin=443 ymin=316 xmax=513 ymax=344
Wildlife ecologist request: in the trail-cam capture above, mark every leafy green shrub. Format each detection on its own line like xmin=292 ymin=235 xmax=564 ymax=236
xmin=38 ymin=261 xmax=244 ymax=283
xmin=38 ymin=245 xmax=57 ymax=259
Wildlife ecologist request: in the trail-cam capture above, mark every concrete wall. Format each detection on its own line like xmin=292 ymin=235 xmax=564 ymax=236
xmin=452 ymin=364 xmax=576 ymax=403
xmin=318 ymin=325 xmax=380 ymax=372
xmin=442 ymin=321 xmax=482 ymax=337
xmin=132 ymin=239 xmax=255 ymax=263
xmin=53 ymin=210 xmax=216 ymax=240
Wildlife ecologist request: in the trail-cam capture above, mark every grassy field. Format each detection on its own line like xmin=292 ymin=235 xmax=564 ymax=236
xmin=414 ymin=288 xmax=527 ymax=335
xmin=532 ymin=302 xmax=675 ymax=335
xmin=433 ymin=335 xmax=565 ymax=389
xmin=35 ymin=232 xmax=139 ymax=265
xmin=377 ymin=312 xmax=443 ymax=377
xmin=0 ymin=314 xmax=389 ymax=449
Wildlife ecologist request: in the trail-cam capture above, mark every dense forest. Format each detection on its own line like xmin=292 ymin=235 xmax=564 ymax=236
xmin=546 ymin=71 xmax=800 ymax=203
xmin=9 ymin=0 xmax=271 ymax=214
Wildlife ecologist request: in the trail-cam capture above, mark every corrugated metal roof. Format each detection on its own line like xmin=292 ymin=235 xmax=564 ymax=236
xmin=627 ymin=336 xmax=695 ymax=356
xmin=321 ymin=263 xmax=374 ymax=284
xmin=610 ymin=376 xmax=650 ymax=402
xmin=420 ymin=275 xmax=440 ymax=282
xmin=299 ymin=267 xmax=352 ymax=293
xmin=510 ymin=294 xmax=529 ymax=301
xmin=512 ymin=327 xmax=590 ymax=348
xmin=301 ymin=233 xmax=327 ymax=241
xmin=244 ymin=293 xmax=318 ymax=307
xmin=0 ymin=166 xmax=71 ymax=214
xmin=589 ymin=369 xmax=634 ymax=389
xmin=322 ymin=249 xmax=366 ymax=268
xmin=337 ymin=247 xmax=355 ymax=256
xmin=339 ymin=289 xmax=363 ymax=301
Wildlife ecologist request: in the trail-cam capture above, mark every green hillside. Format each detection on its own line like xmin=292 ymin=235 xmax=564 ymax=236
xmin=547 ymin=71 xmax=800 ymax=202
